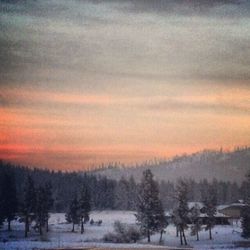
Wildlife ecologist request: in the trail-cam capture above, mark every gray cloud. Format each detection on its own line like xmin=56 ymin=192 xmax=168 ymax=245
xmin=1 ymin=0 xmax=250 ymax=90
xmin=147 ymin=99 xmax=250 ymax=116
xmin=88 ymin=0 xmax=250 ymax=16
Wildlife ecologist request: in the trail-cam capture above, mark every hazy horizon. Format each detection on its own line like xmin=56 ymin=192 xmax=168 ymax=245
xmin=1 ymin=145 xmax=250 ymax=173
xmin=1 ymin=0 xmax=250 ymax=170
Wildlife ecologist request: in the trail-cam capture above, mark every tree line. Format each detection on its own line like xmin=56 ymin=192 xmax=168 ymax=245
xmin=0 ymin=161 xmax=248 ymax=212
xmin=65 ymin=185 xmax=91 ymax=234
xmin=104 ymin=169 xmax=250 ymax=245
xmin=135 ymin=170 xmax=218 ymax=245
xmin=0 ymin=171 xmax=53 ymax=237
xmin=0 ymin=161 xmax=250 ymax=244
xmin=134 ymin=169 xmax=250 ymax=245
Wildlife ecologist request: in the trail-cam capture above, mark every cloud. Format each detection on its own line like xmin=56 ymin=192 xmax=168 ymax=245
xmin=147 ymin=98 xmax=250 ymax=116
xmin=88 ymin=0 xmax=249 ymax=16
xmin=0 ymin=88 xmax=116 ymax=108
xmin=1 ymin=0 xmax=250 ymax=88
xmin=1 ymin=87 xmax=250 ymax=117
xmin=1 ymin=0 xmax=250 ymax=169
xmin=0 ymin=142 xmax=162 ymax=170
xmin=142 ymin=89 xmax=250 ymax=116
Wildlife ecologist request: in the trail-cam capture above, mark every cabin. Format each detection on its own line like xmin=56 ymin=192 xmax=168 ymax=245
xmin=218 ymin=202 xmax=246 ymax=219
xmin=188 ymin=201 xmax=206 ymax=214
xmin=217 ymin=201 xmax=249 ymax=224
xmin=199 ymin=211 xmax=230 ymax=225
xmin=167 ymin=202 xmax=230 ymax=225
xmin=188 ymin=202 xmax=230 ymax=225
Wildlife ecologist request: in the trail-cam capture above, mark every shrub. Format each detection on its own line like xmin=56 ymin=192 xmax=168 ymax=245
xmin=127 ymin=225 xmax=141 ymax=243
xmin=103 ymin=220 xmax=141 ymax=243
xmin=40 ymin=231 xmax=50 ymax=242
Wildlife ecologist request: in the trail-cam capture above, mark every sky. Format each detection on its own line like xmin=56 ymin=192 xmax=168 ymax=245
xmin=0 ymin=0 xmax=250 ymax=170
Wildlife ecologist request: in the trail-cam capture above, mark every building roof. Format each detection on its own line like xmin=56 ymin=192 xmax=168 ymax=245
xmin=218 ymin=203 xmax=247 ymax=211
xmin=188 ymin=201 xmax=204 ymax=210
xmin=199 ymin=211 xmax=229 ymax=218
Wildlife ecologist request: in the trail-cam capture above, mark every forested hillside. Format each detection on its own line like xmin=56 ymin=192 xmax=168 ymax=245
xmin=91 ymin=147 xmax=250 ymax=184
xmin=0 ymin=158 xmax=249 ymax=212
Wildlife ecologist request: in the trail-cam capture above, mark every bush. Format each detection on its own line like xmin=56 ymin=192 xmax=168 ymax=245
xmin=103 ymin=232 xmax=122 ymax=243
xmin=242 ymin=206 xmax=250 ymax=238
xmin=103 ymin=220 xmax=141 ymax=243
xmin=127 ymin=225 xmax=141 ymax=243
xmin=40 ymin=231 xmax=50 ymax=242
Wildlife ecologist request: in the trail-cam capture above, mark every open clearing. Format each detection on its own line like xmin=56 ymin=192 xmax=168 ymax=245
xmin=0 ymin=211 xmax=249 ymax=250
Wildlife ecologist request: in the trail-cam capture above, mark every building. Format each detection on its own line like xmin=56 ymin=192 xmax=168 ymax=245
xmin=167 ymin=202 xmax=230 ymax=225
xmin=217 ymin=201 xmax=249 ymax=224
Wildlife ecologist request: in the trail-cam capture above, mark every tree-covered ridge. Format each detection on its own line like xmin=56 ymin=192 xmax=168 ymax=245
xmin=1 ymin=161 xmax=250 ymax=242
xmin=0 ymin=160 xmax=249 ymax=213
xmin=91 ymin=147 xmax=250 ymax=184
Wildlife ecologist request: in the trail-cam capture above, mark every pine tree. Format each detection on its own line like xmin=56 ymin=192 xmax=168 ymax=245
xmin=203 ymin=186 xmax=217 ymax=240
xmin=172 ymin=208 xmax=180 ymax=238
xmin=22 ymin=175 xmax=37 ymax=237
xmin=135 ymin=169 xmax=167 ymax=243
xmin=158 ymin=203 xmax=169 ymax=243
xmin=241 ymin=206 xmax=250 ymax=238
xmin=241 ymin=171 xmax=250 ymax=238
xmin=0 ymin=190 xmax=4 ymax=229
xmin=174 ymin=180 xmax=189 ymax=245
xmin=115 ymin=177 xmax=129 ymax=210
xmin=34 ymin=183 xmax=54 ymax=235
xmin=128 ymin=176 xmax=138 ymax=210
xmin=1 ymin=172 xmax=18 ymax=231
xmin=190 ymin=204 xmax=202 ymax=241
xmin=44 ymin=182 xmax=54 ymax=232
xmin=35 ymin=186 xmax=48 ymax=235
xmin=0 ymin=175 xmax=5 ymax=229
xmin=79 ymin=185 xmax=91 ymax=234
xmin=66 ymin=195 xmax=80 ymax=232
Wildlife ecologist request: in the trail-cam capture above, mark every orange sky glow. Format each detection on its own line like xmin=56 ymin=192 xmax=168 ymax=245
xmin=1 ymin=86 xmax=250 ymax=170
xmin=1 ymin=0 xmax=250 ymax=170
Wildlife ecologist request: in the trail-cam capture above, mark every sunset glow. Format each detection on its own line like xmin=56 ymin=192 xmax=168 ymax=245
xmin=1 ymin=0 xmax=250 ymax=170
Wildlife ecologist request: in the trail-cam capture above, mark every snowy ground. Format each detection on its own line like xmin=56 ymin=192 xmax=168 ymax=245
xmin=0 ymin=211 xmax=249 ymax=250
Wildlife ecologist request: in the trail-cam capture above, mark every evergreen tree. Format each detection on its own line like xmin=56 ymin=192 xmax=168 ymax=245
xmin=159 ymin=180 xmax=176 ymax=210
xmin=66 ymin=195 xmax=80 ymax=232
xmin=34 ymin=183 xmax=54 ymax=235
xmin=203 ymin=186 xmax=217 ymax=240
xmin=95 ymin=177 xmax=116 ymax=209
xmin=0 ymin=168 xmax=5 ymax=228
xmin=115 ymin=177 xmax=129 ymax=210
xmin=135 ymin=169 xmax=167 ymax=243
xmin=172 ymin=208 xmax=180 ymax=238
xmin=44 ymin=182 xmax=54 ymax=232
xmin=190 ymin=204 xmax=202 ymax=241
xmin=0 ymin=173 xmax=6 ymax=228
xmin=79 ymin=185 xmax=91 ymax=234
xmin=0 ymin=192 xmax=4 ymax=229
xmin=241 ymin=171 xmax=250 ymax=238
xmin=158 ymin=212 xmax=168 ymax=243
xmin=128 ymin=176 xmax=138 ymax=210
xmin=174 ymin=179 xmax=189 ymax=245
xmin=0 ymin=172 xmax=18 ymax=231
xmin=22 ymin=175 xmax=37 ymax=237
xmin=241 ymin=206 xmax=250 ymax=238
xmin=35 ymin=186 xmax=48 ymax=235
xmin=0 ymin=214 xmax=3 ymax=229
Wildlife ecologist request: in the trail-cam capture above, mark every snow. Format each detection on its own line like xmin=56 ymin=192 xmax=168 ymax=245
xmin=218 ymin=203 xmax=246 ymax=211
xmin=187 ymin=202 xmax=204 ymax=210
xmin=0 ymin=211 xmax=249 ymax=250
xmin=198 ymin=212 xmax=229 ymax=218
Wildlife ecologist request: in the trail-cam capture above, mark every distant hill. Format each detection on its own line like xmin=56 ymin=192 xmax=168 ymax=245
xmin=89 ymin=147 xmax=250 ymax=184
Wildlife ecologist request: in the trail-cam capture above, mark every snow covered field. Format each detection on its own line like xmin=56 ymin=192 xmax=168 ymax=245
xmin=0 ymin=211 xmax=248 ymax=250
